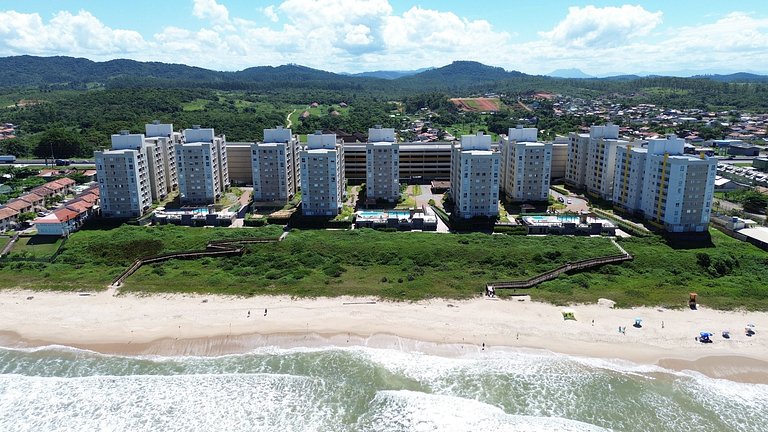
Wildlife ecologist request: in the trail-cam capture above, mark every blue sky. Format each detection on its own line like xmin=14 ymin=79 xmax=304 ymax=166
xmin=1 ymin=1 xmax=767 ymax=75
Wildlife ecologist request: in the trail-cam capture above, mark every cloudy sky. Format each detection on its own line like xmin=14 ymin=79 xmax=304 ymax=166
xmin=1 ymin=0 xmax=767 ymax=76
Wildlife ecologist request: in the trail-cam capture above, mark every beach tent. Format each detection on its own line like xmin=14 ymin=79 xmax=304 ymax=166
xmin=633 ymin=318 xmax=643 ymax=328
xmin=746 ymin=324 xmax=756 ymax=336
xmin=698 ymin=332 xmax=712 ymax=343
xmin=561 ymin=308 xmax=576 ymax=320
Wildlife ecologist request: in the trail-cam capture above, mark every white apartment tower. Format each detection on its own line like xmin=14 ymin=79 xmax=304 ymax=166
xmin=613 ymin=135 xmax=717 ymax=232
xmin=145 ymin=121 xmax=180 ymax=191
xmin=450 ymin=132 xmax=500 ymax=218
xmin=176 ymin=126 xmax=230 ymax=205
xmin=566 ymin=123 xmax=629 ymax=199
xmin=251 ymin=126 xmax=301 ymax=202
xmin=110 ymin=131 xmax=167 ymax=202
xmin=365 ymin=126 xmax=400 ymax=203
xmin=95 ymin=146 xmax=152 ymax=218
xmin=300 ymin=132 xmax=345 ymax=216
xmin=500 ymin=126 xmax=552 ymax=202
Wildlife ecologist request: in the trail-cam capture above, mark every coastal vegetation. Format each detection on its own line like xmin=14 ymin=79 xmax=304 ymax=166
xmin=1 ymin=225 xmax=765 ymax=310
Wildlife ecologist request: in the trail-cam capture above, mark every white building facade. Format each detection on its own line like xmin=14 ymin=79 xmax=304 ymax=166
xmin=365 ymin=126 xmax=400 ymax=203
xmin=177 ymin=126 xmax=230 ymax=205
xmin=613 ymin=135 xmax=717 ymax=232
xmin=566 ymin=124 xmax=629 ymax=200
xmin=500 ymin=126 xmax=552 ymax=202
xmin=110 ymin=131 xmax=168 ymax=202
xmin=300 ymin=132 xmax=345 ymax=216
xmin=145 ymin=121 xmax=180 ymax=192
xmin=95 ymin=148 xmax=152 ymax=218
xmin=450 ymin=132 xmax=500 ymax=218
xmin=251 ymin=126 xmax=301 ymax=202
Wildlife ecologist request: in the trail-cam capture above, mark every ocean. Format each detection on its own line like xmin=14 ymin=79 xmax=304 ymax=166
xmin=0 ymin=345 xmax=766 ymax=431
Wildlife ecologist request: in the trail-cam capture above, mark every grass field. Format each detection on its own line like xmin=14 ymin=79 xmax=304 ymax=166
xmin=449 ymin=98 xmax=501 ymax=112
xmin=5 ymin=236 xmax=63 ymax=259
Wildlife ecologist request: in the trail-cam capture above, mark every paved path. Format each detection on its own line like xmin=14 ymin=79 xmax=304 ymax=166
xmin=549 ymin=189 xmax=589 ymax=213
xmin=286 ymin=109 xmax=296 ymax=128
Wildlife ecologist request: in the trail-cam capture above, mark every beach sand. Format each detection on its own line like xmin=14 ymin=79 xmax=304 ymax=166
xmin=1 ymin=290 xmax=766 ymax=383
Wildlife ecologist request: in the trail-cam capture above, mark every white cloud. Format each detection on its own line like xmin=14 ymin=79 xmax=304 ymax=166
xmin=192 ymin=0 xmax=229 ymax=23
xmin=541 ymin=5 xmax=662 ymax=48
xmin=1 ymin=2 xmax=767 ymax=75
xmin=0 ymin=10 xmax=146 ymax=55
xmin=263 ymin=5 xmax=279 ymax=23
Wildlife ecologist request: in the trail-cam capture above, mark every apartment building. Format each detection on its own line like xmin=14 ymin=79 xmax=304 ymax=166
xmin=500 ymin=126 xmax=552 ymax=202
xmin=108 ymin=131 xmax=168 ymax=201
xmin=343 ymin=141 xmax=452 ymax=183
xmin=95 ymin=148 xmax=152 ymax=218
xmin=300 ymin=132 xmax=345 ymax=216
xmin=566 ymin=123 xmax=630 ymax=199
xmin=176 ymin=126 xmax=230 ymax=204
xmin=450 ymin=132 xmax=500 ymax=218
xmin=251 ymin=126 xmax=301 ymax=202
xmin=365 ymin=126 xmax=400 ymax=203
xmin=144 ymin=121 xmax=180 ymax=191
xmin=613 ymin=134 xmax=717 ymax=232
xmin=225 ymin=143 xmax=253 ymax=186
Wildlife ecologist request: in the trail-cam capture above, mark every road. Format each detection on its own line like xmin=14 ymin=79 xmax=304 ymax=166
xmin=549 ymin=189 xmax=589 ymax=213
xmin=713 ymin=199 xmax=766 ymax=223
xmin=286 ymin=109 xmax=296 ymax=128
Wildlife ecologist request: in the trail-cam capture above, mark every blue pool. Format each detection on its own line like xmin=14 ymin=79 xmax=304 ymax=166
xmin=357 ymin=210 xmax=411 ymax=218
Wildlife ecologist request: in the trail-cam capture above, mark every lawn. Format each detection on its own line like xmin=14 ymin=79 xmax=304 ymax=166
xmin=5 ymin=235 xmax=63 ymax=259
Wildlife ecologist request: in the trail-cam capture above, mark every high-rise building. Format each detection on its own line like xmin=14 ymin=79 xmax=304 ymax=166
xmin=251 ymin=126 xmax=301 ymax=202
xmin=365 ymin=126 xmax=399 ymax=204
xmin=95 ymin=147 xmax=151 ymax=218
xmin=145 ymin=121 xmax=180 ymax=192
xmin=300 ymin=132 xmax=345 ymax=216
xmin=500 ymin=126 xmax=552 ymax=202
xmin=566 ymin=123 xmax=629 ymax=199
xmin=176 ymin=126 xmax=229 ymax=204
xmin=613 ymin=134 xmax=717 ymax=232
xmin=109 ymin=131 xmax=167 ymax=201
xmin=450 ymin=132 xmax=500 ymax=218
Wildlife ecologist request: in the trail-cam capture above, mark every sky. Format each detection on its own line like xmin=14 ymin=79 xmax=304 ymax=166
xmin=1 ymin=0 xmax=767 ymax=76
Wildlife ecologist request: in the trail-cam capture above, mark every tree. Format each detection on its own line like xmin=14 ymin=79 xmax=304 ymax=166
xmin=33 ymin=128 xmax=84 ymax=159
xmin=742 ymin=191 xmax=768 ymax=214
xmin=17 ymin=212 xmax=36 ymax=223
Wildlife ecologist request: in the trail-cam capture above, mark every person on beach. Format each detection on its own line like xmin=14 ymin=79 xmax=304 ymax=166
xmin=247 ymin=310 xmax=250 ymax=318
xmin=264 ymin=308 xmax=268 ymax=316
xmin=482 ymin=342 xmax=485 ymax=351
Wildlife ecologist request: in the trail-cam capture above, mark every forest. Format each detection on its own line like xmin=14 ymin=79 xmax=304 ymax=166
xmin=2 ymin=57 xmax=768 ymax=158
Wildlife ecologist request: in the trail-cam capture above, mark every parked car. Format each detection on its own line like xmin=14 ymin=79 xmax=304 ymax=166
xmin=566 ymin=198 xmax=573 ymax=204
xmin=557 ymin=197 xmax=565 ymax=203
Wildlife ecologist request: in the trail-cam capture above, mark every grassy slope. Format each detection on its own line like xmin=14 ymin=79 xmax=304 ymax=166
xmin=123 ymin=230 xmax=618 ymax=299
xmin=1 ymin=226 xmax=765 ymax=309
xmin=535 ymin=230 xmax=768 ymax=309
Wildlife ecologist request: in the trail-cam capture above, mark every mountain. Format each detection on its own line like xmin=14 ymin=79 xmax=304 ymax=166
xmin=547 ymin=68 xmax=594 ymax=79
xmin=395 ymin=61 xmax=527 ymax=89
xmin=349 ymin=68 xmax=432 ymax=80
xmin=0 ymin=55 xmax=221 ymax=86
xmin=694 ymin=72 xmax=768 ymax=83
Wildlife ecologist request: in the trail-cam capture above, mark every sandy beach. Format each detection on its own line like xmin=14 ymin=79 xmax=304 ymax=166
xmin=0 ymin=290 xmax=766 ymax=383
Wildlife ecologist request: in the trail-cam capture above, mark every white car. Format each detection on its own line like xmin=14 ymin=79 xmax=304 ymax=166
xmin=566 ymin=198 xmax=573 ymax=204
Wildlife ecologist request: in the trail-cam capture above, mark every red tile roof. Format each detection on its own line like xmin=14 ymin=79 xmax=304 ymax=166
xmin=52 ymin=208 xmax=79 ymax=222
xmin=43 ymin=182 xmax=65 ymax=192
xmin=19 ymin=193 xmax=43 ymax=204
xmin=5 ymin=200 xmax=31 ymax=212
xmin=75 ymin=193 xmax=98 ymax=204
xmin=66 ymin=201 xmax=90 ymax=213
xmin=31 ymin=186 xmax=56 ymax=197
xmin=0 ymin=207 xmax=19 ymax=219
xmin=52 ymin=177 xmax=76 ymax=187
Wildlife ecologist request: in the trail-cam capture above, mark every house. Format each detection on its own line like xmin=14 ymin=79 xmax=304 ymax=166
xmin=33 ymin=207 xmax=81 ymax=236
xmin=81 ymin=169 xmax=97 ymax=182
xmin=50 ymin=177 xmax=76 ymax=193
xmin=5 ymin=199 xmax=33 ymax=214
xmin=0 ymin=206 xmax=19 ymax=232
xmin=18 ymin=193 xmax=44 ymax=209
xmin=31 ymin=185 xmax=56 ymax=198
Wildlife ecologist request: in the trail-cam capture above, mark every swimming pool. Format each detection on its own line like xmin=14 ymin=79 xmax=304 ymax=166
xmin=160 ymin=207 xmax=210 ymax=215
xmin=525 ymin=215 xmax=580 ymax=223
xmin=357 ymin=210 xmax=411 ymax=219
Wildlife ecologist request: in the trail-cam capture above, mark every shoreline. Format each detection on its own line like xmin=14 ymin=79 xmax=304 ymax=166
xmin=1 ymin=290 xmax=767 ymax=384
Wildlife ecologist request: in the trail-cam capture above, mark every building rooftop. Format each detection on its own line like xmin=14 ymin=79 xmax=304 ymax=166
xmin=739 ymin=227 xmax=768 ymax=244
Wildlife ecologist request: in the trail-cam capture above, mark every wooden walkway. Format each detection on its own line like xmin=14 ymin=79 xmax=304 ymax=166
xmin=486 ymin=239 xmax=632 ymax=291
xmin=110 ymin=236 xmax=283 ymax=290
